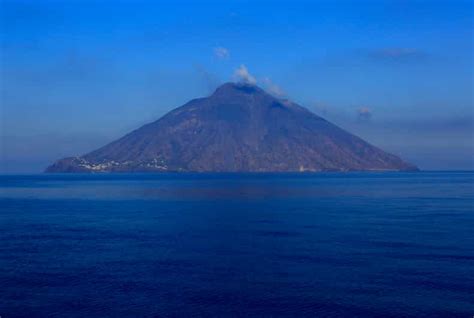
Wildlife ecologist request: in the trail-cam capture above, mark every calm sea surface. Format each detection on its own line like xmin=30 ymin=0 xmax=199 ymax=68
xmin=1 ymin=172 xmax=473 ymax=317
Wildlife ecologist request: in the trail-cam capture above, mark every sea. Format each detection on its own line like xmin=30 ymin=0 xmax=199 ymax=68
xmin=0 ymin=172 xmax=473 ymax=317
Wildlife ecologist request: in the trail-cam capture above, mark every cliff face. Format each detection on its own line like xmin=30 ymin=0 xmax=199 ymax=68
xmin=46 ymin=83 xmax=417 ymax=172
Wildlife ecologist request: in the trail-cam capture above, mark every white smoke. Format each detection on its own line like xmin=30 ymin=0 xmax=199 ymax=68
xmin=233 ymin=64 xmax=257 ymax=85
xmin=261 ymin=77 xmax=285 ymax=97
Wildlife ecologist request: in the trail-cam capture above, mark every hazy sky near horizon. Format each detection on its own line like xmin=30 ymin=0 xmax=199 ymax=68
xmin=1 ymin=0 xmax=473 ymax=172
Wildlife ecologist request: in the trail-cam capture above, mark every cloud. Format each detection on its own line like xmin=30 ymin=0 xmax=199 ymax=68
xmin=261 ymin=77 xmax=285 ymax=97
xmin=233 ymin=64 xmax=257 ymax=84
xmin=356 ymin=107 xmax=372 ymax=121
xmin=368 ymin=48 xmax=427 ymax=61
xmin=214 ymin=47 xmax=230 ymax=60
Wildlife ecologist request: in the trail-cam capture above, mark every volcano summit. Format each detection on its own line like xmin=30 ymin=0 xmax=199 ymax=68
xmin=46 ymin=83 xmax=417 ymax=172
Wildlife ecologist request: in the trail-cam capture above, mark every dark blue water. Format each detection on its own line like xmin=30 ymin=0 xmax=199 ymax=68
xmin=1 ymin=172 xmax=473 ymax=317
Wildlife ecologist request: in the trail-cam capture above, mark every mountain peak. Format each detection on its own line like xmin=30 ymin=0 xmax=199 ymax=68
xmin=212 ymin=82 xmax=265 ymax=97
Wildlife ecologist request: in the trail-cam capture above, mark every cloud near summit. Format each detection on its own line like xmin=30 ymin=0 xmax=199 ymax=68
xmin=233 ymin=64 xmax=257 ymax=84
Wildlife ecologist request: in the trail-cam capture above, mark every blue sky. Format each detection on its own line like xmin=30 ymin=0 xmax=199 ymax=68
xmin=1 ymin=0 xmax=473 ymax=172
